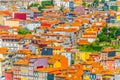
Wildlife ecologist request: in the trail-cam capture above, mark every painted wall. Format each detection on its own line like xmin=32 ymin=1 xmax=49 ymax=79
xmin=115 ymin=75 xmax=120 ymax=80
xmin=117 ymin=15 xmax=120 ymax=20
xmin=4 ymin=20 xmax=19 ymax=27
xmin=106 ymin=60 xmax=115 ymax=70
xmin=96 ymin=75 xmax=102 ymax=80
xmin=5 ymin=72 xmax=13 ymax=80
xmin=34 ymin=58 xmax=48 ymax=69
xmin=83 ymin=75 xmax=90 ymax=80
xmin=54 ymin=60 xmax=61 ymax=68
xmin=25 ymin=22 xmax=40 ymax=30
xmin=115 ymin=59 xmax=120 ymax=69
xmin=0 ymin=62 xmax=2 ymax=76
xmin=74 ymin=6 xmax=85 ymax=15
xmin=28 ymin=45 xmax=36 ymax=53
xmin=0 ymin=15 xmax=4 ymax=25
xmin=80 ymin=52 xmax=91 ymax=61
xmin=14 ymin=13 xmax=26 ymax=20
xmin=21 ymin=78 xmax=28 ymax=80
xmin=74 ymin=0 xmax=83 ymax=7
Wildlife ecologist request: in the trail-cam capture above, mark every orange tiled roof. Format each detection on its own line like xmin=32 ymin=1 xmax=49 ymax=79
xmin=107 ymin=57 xmax=114 ymax=61
xmin=115 ymin=56 xmax=120 ymax=59
xmin=102 ymin=47 xmax=114 ymax=53
xmin=38 ymin=40 xmax=53 ymax=44
xmin=85 ymin=27 xmax=99 ymax=33
xmin=0 ymin=34 xmax=21 ymax=40
xmin=117 ymin=36 xmax=120 ymax=39
xmin=24 ymin=34 xmax=33 ymax=39
xmin=72 ymin=11 xmax=77 ymax=15
xmin=81 ymin=19 xmax=89 ymax=24
xmin=83 ymin=32 xmax=97 ymax=35
xmin=11 ymin=26 xmax=20 ymax=29
xmin=0 ymin=48 xmax=9 ymax=54
xmin=92 ymin=22 xmax=108 ymax=27
xmin=0 ymin=10 xmax=11 ymax=16
xmin=71 ymin=22 xmax=82 ymax=26
xmin=0 ymin=58 xmax=5 ymax=61
xmin=45 ymin=46 xmax=62 ymax=50
xmin=81 ymin=34 xmax=97 ymax=38
xmin=64 ymin=0 xmax=69 ymax=2
xmin=45 ymin=6 xmax=54 ymax=9
xmin=0 ymin=32 xmax=9 ymax=35
xmin=0 ymin=48 xmax=9 ymax=51
xmin=17 ymin=49 xmax=32 ymax=54
xmin=82 ymin=61 xmax=93 ymax=65
xmin=77 ymin=40 xmax=90 ymax=45
xmin=8 ymin=18 xmax=20 ymax=21
xmin=63 ymin=9 xmax=70 ymax=13
xmin=35 ymin=67 xmax=63 ymax=73
xmin=115 ymin=1 xmax=120 ymax=5
xmin=110 ymin=12 xmax=115 ymax=17
xmin=102 ymin=70 xmax=114 ymax=75
xmin=14 ymin=60 xmax=29 ymax=66
xmin=33 ymin=38 xmax=46 ymax=41
xmin=84 ymin=14 xmax=92 ymax=18
xmin=48 ymin=55 xmax=68 ymax=67
xmin=29 ymin=55 xmax=50 ymax=59
xmin=52 ymin=28 xmax=79 ymax=32
xmin=90 ymin=53 xmax=100 ymax=58
xmin=6 ymin=69 xmax=13 ymax=73
xmin=50 ymin=70 xmax=61 ymax=75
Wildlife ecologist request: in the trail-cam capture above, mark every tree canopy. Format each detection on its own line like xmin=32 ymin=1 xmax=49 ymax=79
xmin=28 ymin=0 xmax=53 ymax=12
xmin=97 ymin=26 xmax=120 ymax=42
xmin=82 ymin=2 xmax=87 ymax=6
xmin=18 ymin=29 xmax=31 ymax=35
xmin=28 ymin=3 xmax=39 ymax=9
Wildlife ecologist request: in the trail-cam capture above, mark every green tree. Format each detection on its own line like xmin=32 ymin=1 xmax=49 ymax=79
xmin=28 ymin=3 xmax=39 ymax=9
xmin=116 ymin=29 xmax=120 ymax=37
xmin=41 ymin=1 xmax=53 ymax=7
xmin=34 ymin=28 xmax=37 ymax=33
xmin=98 ymin=26 xmax=119 ymax=42
xmin=110 ymin=6 xmax=118 ymax=11
xmin=93 ymin=0 xmax=99 ymax=6
xmin=97 ymin=33 xmax=110 ymax=42
xmin=108 ymin=27 xmax=118 ymax=39
xmin=101 ymin=0 xmax=105 ymax=3
xmin=82 ymin=2 xmax=87 ymax=6
xmin=59 ymin=5 xmax=65 ymax=12
xmin=102 ymin=27 xmax=108 ymax=34
xmin=88 ymin=41 xmax=102 ymax=52
xmin=87 ymin=4 xmax=91 ymax=8
xmin=38 ymin=5 xmax=44 ymax=12
xmin=77 ymin=40 xmax=102 ymax=52
xmin=33 ymin=3 xmax=39 ymax=7
xmin=18 ymin=29 xmax=31 ymax=35
xmin=71 ymin=60 xmax=74 ymax=65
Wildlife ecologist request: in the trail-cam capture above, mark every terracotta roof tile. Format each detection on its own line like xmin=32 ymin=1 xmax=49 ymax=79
xmin=102 ymin=47 xmax=114 ymax=53
xmin=77 ymin=40 xmax=90 ymax=45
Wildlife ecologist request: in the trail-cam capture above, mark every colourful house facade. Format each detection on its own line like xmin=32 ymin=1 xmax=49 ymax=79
xmin=14 ymin=12 xmax=27 ymax=20
xmin=5 ymin=70 xmax=13 ymax=80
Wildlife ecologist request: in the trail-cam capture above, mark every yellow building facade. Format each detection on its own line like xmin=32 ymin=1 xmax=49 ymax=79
xmin=75 ymin=52 xmax=91 ymax=61
xmin=53 ymin=60 xmax=62 ymax=68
